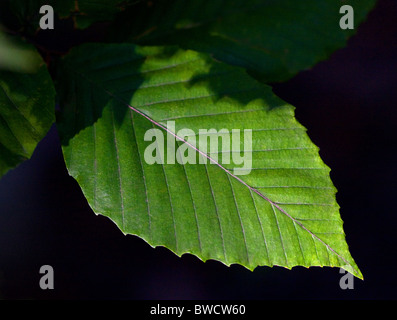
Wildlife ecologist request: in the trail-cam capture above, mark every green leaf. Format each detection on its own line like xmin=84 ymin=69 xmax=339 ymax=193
xmin=0 ymin=29 xmax=42 ymax=72
xmin=0 ymin=45 xmax=55 ymax=177
xmin=56 ymin=43 xmax=362 ymax=278
xmin=110 ymin=0 xmax=376 ymax=82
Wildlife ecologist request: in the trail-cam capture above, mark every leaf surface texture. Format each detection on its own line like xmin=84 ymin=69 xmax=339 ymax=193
xmin=56 ymin=43 xmax=362 ymax=278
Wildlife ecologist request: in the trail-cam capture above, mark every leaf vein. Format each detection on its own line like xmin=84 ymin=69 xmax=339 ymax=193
xmin=155 ymin=123 xmax=178 ymax=251
xmin=204 ymin=162 xmax=227 ymax=263
xmin=129 ymin=109 xmax=152 ymax=239
xmin=176 ymin=140 xmax=202 ymax=253
xmin=249 ymin=188 xmax=271 ymax=265
xmin=227 ymin=173 xmax=250 ymax=266
xmin=110 ymin=104 xmax=125 ymax=230
xmin=270 ymin=202 xmax=288 ymax=265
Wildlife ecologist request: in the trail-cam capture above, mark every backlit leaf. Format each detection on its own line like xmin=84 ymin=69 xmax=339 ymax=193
xmin=56 ymin=43 xmax=362 ymax=278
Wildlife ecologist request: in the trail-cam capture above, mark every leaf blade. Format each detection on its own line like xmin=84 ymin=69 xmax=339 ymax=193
xmin=109 ymin=0 xmax=376 ymax=82
xmin=56 ymin=43 xmax=362 ymax=278
xmin=0 ymin=45 xmax=55 ymax=177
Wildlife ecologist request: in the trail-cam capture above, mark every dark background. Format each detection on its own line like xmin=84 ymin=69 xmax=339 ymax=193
xmin=0 ymin=0 xmax=396 ymax=300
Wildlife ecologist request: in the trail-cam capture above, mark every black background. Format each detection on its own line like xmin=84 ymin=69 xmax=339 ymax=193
xmin=0 ymin=0 xmax=396 ymax=300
